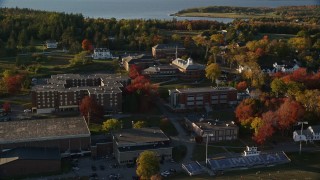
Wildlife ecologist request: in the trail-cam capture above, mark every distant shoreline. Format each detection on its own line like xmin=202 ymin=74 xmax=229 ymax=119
xmin=171 ymin=12 xmax=269 ymax=19
xmin=172 ymin=5 xmax=320 ymax=20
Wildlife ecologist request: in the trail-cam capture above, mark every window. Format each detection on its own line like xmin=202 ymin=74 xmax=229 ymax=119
xmin=220 ymin=95 xmax=227 ymax=99
xmin=187 ymin=102 xmax=194 ymax=106
xmin=187 ymin=96 xmax=194 ymax=101
xmin=212 ymin=100 xmax=218 ymax=104
xmin=211 ymin=96 xmax=218 ymax=99
xmin=196 ymin=101 xmax=203 ymax=105
xmin=196 ymin=95 xmax=203 ymax=100
xmin=220 ymin=100 xmax=227 ymax=103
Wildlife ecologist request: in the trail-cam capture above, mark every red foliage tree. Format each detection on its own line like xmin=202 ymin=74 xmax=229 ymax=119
xmin=272 ymin=72 xmax=285 ymax=79
xmin=79 ymin=96 xmax=103 ymax=124
xmin=251 ymin=111 xmax=277 ymax=145
xmin=277 ymin=98 xmax=305 ymax=131
xmin=3 ymin=74 xmax=23 ymax=94
xmin=262 ymin=110 xmax=278 ymax=126
xmin=129 ymin=65 xmax=142 ymax=79
xmin=253 ymin=122 xmax=275 ymax=144
xmin=126 ymin=75 xmax=158 ymax=95
xmin=235 ymin=98 xmax=262 ymax=125
xmin=291 ymin=68 xmax=309 ymax=83
xmin=195 ymin=135 xmax=204 ymax=144
xmin=2 ymin=102 xmax=11 ymax=113
xmin=236 ymin=81 xmax=248 ymax=91
xmin=81 ymin=39 xmax=93 ymax=51
xmin=125 ymin=75 xmax=158 ymax=112
xmin=255 ymin=47 xmax=264 ymax=57
xmin=281 ymin=68 xmax=320 ymax=89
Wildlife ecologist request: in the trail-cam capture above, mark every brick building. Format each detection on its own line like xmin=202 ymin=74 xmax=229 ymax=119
xmin=122 ymin=54 xmax=156 ymax=72
xmin=168 ymin=86 xmax=237 ymax=111
xmin=31 ymin=74 xmax=129 ymax=114
xmin=113 ymin=128 xmax=172 ymax=165
xmin=171 ymin=58 xmax=205 ymax=81
xmin=141 ymin=65 xmax=179 ymax=81
xmin=152 ymin=44 xmax=185 ymax=59
xmin=91 ymin=134 xmax=113 ymax=159
xmin=0 ymin=117 xmax=91 ymax=154
xmin=185 ymin=118 xmax=239 ymax=142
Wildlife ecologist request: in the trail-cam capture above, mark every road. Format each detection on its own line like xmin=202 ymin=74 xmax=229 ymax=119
xmin=155 ymin=98 xmax=195 ymax=163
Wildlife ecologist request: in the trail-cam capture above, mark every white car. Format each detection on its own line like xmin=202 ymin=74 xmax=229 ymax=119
xmin=24 ymin=109 xmax=31 ymax=113
xmin=161 ymin=171 xmax=170 ymax=177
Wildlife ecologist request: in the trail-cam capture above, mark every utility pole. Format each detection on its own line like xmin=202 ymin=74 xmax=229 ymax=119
xmin=87 ymin=110 xmax=91 ymax=125
xmin=206 ymin=134 xmax=208 ymax=166
xmin=298 ymin=121 xmax=308 ymax=155
xmin=175 ymin=46 xmax=178 ymax=59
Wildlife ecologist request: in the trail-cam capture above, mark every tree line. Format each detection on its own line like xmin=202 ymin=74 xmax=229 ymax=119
xmin=0 ymin=8 xmax=224 ymax=57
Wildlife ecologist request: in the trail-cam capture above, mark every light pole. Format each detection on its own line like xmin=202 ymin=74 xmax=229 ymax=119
xmin=206 ymin=134 xmax=208 ymax=166
xmin=205 ymin=134 xmax=213 ymax=166
xmin=298 ymin=121 xmax=308 ymax=155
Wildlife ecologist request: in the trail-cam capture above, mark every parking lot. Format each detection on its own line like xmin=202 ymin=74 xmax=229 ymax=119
xmin=44 ymin=156 xmax=182 ymax=180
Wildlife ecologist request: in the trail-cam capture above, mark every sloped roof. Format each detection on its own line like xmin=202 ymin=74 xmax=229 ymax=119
xmin=0 ymin=147 xmax=60 ymax=165
xmin=153 ymin=43 xmax=184 ymax=50
xmin=171 ymin=58 xmax=205 ymax=70
xmin=122 ymin=54 xmax=154 ymax=63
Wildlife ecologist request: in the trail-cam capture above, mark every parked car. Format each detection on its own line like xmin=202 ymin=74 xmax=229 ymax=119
xmin=72 ymin=167 xmax=80 ymax=171
xmin=24 ymin=109 xmax=31 ymax=113
xmin=161 ymin=171 xmax=170 ymax=177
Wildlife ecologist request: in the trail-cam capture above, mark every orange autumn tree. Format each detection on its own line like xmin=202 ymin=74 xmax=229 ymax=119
xmin=236 ymin=81 xmax=248 ymax=91
xmin=235 ymin=96 xmax=305 ymax=145
xmin=277 ymin=98 xmax=305 ymax=133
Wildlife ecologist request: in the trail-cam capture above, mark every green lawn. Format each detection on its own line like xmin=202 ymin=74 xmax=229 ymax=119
xmin=89 ymin=115 xmax=178 ymax=136
xmin=0 ymin=53 xmax=118 ymax=78
xmin=210 ymin=139 xmax=245 ymax=147
xmin=192 ymin=144 xmax=227 ymax=161
xmin=0 ymin=94 xmax=31 ymax=108
xmin=209 ymin=109 xmax=235 ymax=122
xmin=119 ymin=115 xmax=178 ymax=136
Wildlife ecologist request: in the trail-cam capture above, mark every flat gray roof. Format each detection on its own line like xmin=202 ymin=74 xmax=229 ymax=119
xmin=114 ymin=127 xmax=170 ymax=146
xmin=0 ymin=117 xmax=90 ymax=144
xmin=172 ymin=86 xmax=237 ymax=94
xmin=194 ymin=121 xmax=237 ymax=131
xmin=32 ymin=73 xmax=128 ymax=92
